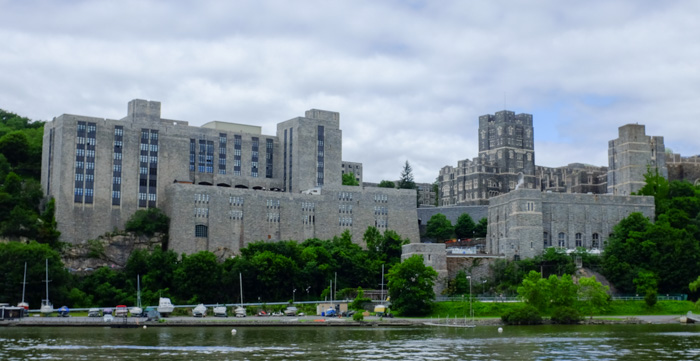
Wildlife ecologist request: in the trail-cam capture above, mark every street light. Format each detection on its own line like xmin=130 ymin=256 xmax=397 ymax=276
xmin=466 ymin=275 xmax=472 ymax=321
xmin=482 ymin=280 xmax=487 ymax=295
xmin=293 ymin=288 xmax=297 ymax=303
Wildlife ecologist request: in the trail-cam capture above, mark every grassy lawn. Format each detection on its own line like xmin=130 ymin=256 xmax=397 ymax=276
xmin=428 ymin=300 xmax=699 ymax=318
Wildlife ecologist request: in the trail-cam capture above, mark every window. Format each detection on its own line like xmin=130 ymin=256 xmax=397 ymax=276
xmin=592 ymin=233 xmax=600 ymax=249
xmin=112 ymin=191 xmax=121 ymax=199
xmin=575 ymin=233 xmax=582 ymax=247
xmin=195 ymin=225 xmax=208 ymax=238
xmin=558 ymin=233 xmax=566 ymax=247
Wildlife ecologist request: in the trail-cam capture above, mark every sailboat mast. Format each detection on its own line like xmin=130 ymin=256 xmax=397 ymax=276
xmin=137 ymin=274 xmax=141 ymax=308
xmin=21 ymin=262 xmax=27 ymax=303
xmin=381 ymin=264 xmax=384 ymax=302
xmin=239 ymin=272 xmax=243 ymax=307
xmin=45 ymin=259 xmax=49 ymax=302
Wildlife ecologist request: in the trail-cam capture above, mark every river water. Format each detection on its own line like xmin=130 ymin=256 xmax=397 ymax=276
xmin=1 ymin=324 xmax=699 ymax=360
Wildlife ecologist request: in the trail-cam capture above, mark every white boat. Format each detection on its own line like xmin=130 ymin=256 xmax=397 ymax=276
xmin=88 ymin=308 xmax=101 ymax=317
xmin=234 ymin=306 xmax=246 ymax=317
xmin=192 ymin=303 xmax=207 ymax=317
xmin=40 ymin=259 xmax=53 ymax=316
xmin=213 ymin=305 xmax=227 ymax=317
xmin=157 ymin=297 xmax=174 ymax=316
xmin=284 ymin=306 xmax=298 ymax=316
xmin=130 ymin=275 xmax=143 ymax=317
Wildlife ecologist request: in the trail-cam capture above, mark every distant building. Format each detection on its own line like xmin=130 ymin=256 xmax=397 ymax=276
xmin=41 ymin=99 xmax=419 ymax=255
xmin=608 ymin=124 xmax=667 ymax=195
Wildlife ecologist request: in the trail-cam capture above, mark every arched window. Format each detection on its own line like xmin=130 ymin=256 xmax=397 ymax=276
xmin=592 ymin=233 xmax=600 ymax=249
xmin=195 ymin=225 xmax=208 ymax=238
xmin=558 ymin=232 xmax=566 ymax=247
xmin=543 ymin=232 xmax=549 ymax=247
xmin=575 ymin=233 xmax=582 ymax=247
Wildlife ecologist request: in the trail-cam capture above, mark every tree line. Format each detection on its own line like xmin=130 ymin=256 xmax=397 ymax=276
xmin=0 ymin=226 xmax=410 ymax=310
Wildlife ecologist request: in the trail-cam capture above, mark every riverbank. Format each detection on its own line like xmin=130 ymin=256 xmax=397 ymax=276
xmin=1 ymin=314 xmax=686 ymax=327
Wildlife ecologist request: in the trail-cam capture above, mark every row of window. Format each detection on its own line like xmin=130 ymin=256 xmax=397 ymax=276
xmin=374 ymin=206 xmax=388 ymax=215
xmin=194 ymin=208 xmax=208 ymax=218
xmin=339 ymin=204 xmax=353 ymax=214
xmin=374 ymin=194 xmax=388 ymax=203
xmin=338 ymin=192 xmax=354 ymax=201
xmin=543 ymin=232 xmax=602 ymax=248
xmin=195 ymin=194 xmax=210 ymax=203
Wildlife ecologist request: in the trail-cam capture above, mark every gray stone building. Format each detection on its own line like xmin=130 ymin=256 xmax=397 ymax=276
xmin=486 ymin=188 xmax=655 ymax=260
xmin=41 ymin=99 xmax=419 ymax=254
xmin=341 ymin=161 xmax=363 ymax=184
xmin=608 ymin=124 xmax=667 ymax=195
xmin=438 ymin=110 xmax=537 ymax=206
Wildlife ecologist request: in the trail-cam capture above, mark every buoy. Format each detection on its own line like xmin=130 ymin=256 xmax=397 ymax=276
xmin=231 ymin=329 xmax=237 ymax=335
xmin=498 ymin=327 xmax=503 ymax=333
xmin=143 ymin=325 xmax=147 ymax=329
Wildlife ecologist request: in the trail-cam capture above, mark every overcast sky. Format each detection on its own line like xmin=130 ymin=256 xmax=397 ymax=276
xmin=2 ymin=0 xmax=699 ymax=183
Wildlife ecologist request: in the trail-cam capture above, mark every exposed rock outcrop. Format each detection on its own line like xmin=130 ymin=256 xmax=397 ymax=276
xmin=62 ymin=232 xmax=164 ymax=272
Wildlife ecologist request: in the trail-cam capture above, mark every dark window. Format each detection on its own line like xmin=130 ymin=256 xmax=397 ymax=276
xmin=195 ymin=225 xmax=208 ymax=238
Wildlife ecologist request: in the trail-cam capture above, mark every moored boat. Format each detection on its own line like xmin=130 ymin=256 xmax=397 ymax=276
xmin=192 ymin=303 xmax=207 ymax=317
xmin=57 ymin=306 xmax=70 ymax=317
xmin=235 ymin=306 xmax=246 ymax=317
xmin=157 ymin=297 xmax=174 ymax=316
xmin=213 ymin=305 xmax=227 ymax=317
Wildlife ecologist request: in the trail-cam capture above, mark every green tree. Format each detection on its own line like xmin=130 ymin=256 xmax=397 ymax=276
xmin=125 ymin=207 xmax=170 ymax=237
xmin=473 ymin=218 xmax=488 ymax=238
xmin=0 ymin=131 xmax=30 ymax=167
xmin=634 ymin=270 xmax=658 ymax=307
xmin=517 ymin=271 xmax=551 ymax=312
xmin=378 ymin=180 xmax=396 ymax=188
xmin=342 ymin=172 xmax=359 ymax=186
xmin=577 ymin=276 xmax=610 ymax=319
xmin=425 ymin=213 xmax=454 ymax=242
xmin=364 ymin=227 xmax=408 ymax=270
xmin=174 ymin=251 xmax=223 ymax=303
xmin=454 ymin=213 xmax=476 ymax=239
xmin=396 ymin=161 xmax=416 ymax=190
xmin=387 ymin=254 xmax=438 ymax=316
xmin=36 ymin=197 xmax=61 ymax=246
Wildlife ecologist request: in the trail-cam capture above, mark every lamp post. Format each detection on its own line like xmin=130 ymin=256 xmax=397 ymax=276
xmin=467 ymin=275 xmax=473 ymax=321
xmin=293 ymin=288 xmax=296 ymax=303
xmin=482 ymin=280 xmax=487 ymax=295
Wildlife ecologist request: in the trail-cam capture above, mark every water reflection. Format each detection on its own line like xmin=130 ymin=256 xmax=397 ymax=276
xmin=1 ymin=324 xmax=699 ymax=360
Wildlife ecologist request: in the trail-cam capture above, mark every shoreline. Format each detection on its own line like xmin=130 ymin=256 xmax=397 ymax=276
xmin=0 ymin=314 xmax=685 ymax=327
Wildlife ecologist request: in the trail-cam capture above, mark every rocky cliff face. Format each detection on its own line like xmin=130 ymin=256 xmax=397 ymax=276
xmin=61 ymin=233 xmax=164 ymax=271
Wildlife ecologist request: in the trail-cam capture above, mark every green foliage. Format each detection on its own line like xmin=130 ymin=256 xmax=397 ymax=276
xmin=454 ymin=213 xmax=476 ymax=239
xmin=644 ymin=290 xmax=658 ymax=307
xmin=501 ymin=305 xmax=542 ymax=325
xmin=474 ymin=218 xmax=488 ymax=237
xmin=444 ymin=270 xmax=471 ymax=296
xmin=550 ymin=306 xmax=582 ymax=324
xmin=634 ymin=270 xmax=659 ymax=307
xmin=387 ymin=254 xmax=438 ymax=316
xmin=425 ymin=213 xmax=453 ymax=242
xmin=364 ymin=227 xmax=408 ymax=270
xmin=396 ymin=160 xmax=416 ymax=190
xmin=0 ymin=241 xmax=73 ymax=307
xmin=125 ymin=208 xmax=170 ymax=237
xmin=342 ymin=172 xmax=359 ymax=186
xmin=352 ymin=311 xmax=364 ymax=321
xmin=516 ymin=271 xmax=579 ymax=312
xmin=349 ymin=287 xmax=372 ymax=310
xmin=36 ymin=198 xmax=61 ymax=246
xmin=378 ymin=180 xmax=396 ymax=188
xmin=86 ymin=239 xmax=106 ymax=259
xmin=578 ymin=276 xmax=611 ymax=319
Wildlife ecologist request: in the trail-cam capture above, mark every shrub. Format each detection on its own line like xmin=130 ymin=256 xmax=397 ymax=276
xmin=550 ymin=306 xmax=582 ymax=324
xmin=644 ymin=291 xmax=658 ymax=308
xmin=501 ymin=305 xmax=542 ymax=325
xmin=125 ymin=208 xmax=169 ymax=237
xmin=353 ymin=312 xmax=364 ymax=322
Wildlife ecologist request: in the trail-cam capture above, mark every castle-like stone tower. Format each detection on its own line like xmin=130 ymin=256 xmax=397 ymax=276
xmin=607 ymin=124 xmax=667 ymax=195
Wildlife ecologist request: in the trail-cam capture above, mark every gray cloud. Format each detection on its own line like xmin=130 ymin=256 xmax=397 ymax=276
xmin=1 ymin=0 xmax=699 ymax=183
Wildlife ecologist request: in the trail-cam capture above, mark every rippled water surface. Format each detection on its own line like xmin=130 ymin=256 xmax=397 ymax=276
xmin=2 ymin=324 xmax=700 ymax=360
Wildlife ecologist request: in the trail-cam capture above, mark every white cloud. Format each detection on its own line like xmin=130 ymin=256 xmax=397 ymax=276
xmin=1 ymin=0 xmax=699 ymax=182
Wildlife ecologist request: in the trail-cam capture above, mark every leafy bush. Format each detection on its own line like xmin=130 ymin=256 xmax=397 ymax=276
xmin=349 ymin=287 xmax=372 ymax=310
xmin=353 ymin=312 xmax=364 ymax=321
xmin=644 ymin=291 xmax=658 ymax=307
xmin=501 ymin=305 xmax=542 ymax=325
xmin=125 ymin=208 xmax=170 ymax=237
xmin=550 ymin=306 xmax=581 ymax=324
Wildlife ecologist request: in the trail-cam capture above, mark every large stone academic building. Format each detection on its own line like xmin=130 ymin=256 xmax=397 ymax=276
xmin=41 ymin=99 xmax=419 ymax=255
